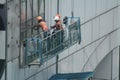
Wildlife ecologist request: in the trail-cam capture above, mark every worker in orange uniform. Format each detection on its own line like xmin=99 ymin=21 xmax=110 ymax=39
xmin=36 ymin=16 xmax=50 ymax=51
xmin=36 ymin=16 xmax=49 ymax=37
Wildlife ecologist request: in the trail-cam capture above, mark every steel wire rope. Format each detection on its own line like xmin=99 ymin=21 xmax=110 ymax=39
xmin=29 ymin=0 xmax=37 ymax=23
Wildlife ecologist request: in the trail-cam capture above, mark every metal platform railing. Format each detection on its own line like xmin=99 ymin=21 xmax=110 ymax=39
xmin=23 ymin=17 xmax=81 ymax=66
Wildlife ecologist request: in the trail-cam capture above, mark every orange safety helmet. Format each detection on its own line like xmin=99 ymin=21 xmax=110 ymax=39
xmin=36 ymin=16 xmax=42 ymax=21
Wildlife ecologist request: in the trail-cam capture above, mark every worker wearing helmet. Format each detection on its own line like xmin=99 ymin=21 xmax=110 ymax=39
xmin=52 ymin=14 xmax=63 ymax=30
xmin=51 ymin=14 xmax=64 ymax=50
xmin=36 ymin=16 xmax=48 ymax=32
xmin=36 ymin=16 xmax=50 ymax=51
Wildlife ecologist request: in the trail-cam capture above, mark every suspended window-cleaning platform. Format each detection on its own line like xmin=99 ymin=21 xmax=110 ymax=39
xmin=49 ymin=72 xmax=94 ymax=80
xmin=22 ymin=17 xmax=81 ymax=66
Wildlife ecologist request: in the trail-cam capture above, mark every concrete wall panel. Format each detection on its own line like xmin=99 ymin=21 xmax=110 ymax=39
xmin=117 ymin=6 xmax=120 ymax=28
xmin=46 ymin=57 xmax=56 ymax=66
xmin=110 ymin=31 xmax=118 ymax=50
xmin=59 ymin=0 xmax=72 ymax=18
xmin=107 ymin=0 xmax=118 ymax=10
xmin=47 ymin=65 xmax=56 ymax=80
xmin=92 ymin=17 xmax=100 ymax=41
xmin=96 ymin=36 xmax=110 ymax=64
xmin=59 ymin=48 xmax=69 ymax=60
xmin=35 ymin=72 xmax=44 ymax=80
xmin=113 ymin=8 xmax=119 ymax=29
xmin=24 ymin=68 xmax=38 ymax=79
xmin=85 ymin=0 xmax=96 ymax=21
xmin=84 ymin=43 xmax=96 ymax=60
xmin=112 ymin=48 xmax=119 ymax=80
xmin=99 ymin=10 xmax=114 ymax=37
xmin=81 ymin=21 xmax=92 ymax=46
xmin=68 ymin=44 xmax=77 ymax=55
xmin=73 ymin=50 xmax=84 ymax=72
xmin=59 ymin=57 xmax=70 ymax=73
xmin=96 ymin=0 xmax=108 ymax=15
xmin=74 ymin=0 xmax=85 ymax=23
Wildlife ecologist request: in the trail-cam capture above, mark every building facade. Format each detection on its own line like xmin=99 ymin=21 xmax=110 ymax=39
xmin=0 ymin=0 xmax=120 ymax=80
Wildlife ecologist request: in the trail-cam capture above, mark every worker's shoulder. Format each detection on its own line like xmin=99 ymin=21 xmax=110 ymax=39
xmin=40 ymin=21 xmax=46 ymax=23
xmin=39 ymin=21 xmax=46 ymax=25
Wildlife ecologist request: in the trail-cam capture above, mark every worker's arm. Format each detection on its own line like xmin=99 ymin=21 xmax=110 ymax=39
xmin=39 ymin=22 xmax=48 ymax=31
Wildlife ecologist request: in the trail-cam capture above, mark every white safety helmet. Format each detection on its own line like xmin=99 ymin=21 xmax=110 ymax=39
xmin=53 ymin=14 xmax=61 ymax=21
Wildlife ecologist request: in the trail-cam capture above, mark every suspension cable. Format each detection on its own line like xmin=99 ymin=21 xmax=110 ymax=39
xmin=29 ymin=0 xmax=37 ymax=19
xmin=38 ymin=0 xmax=40 ymax=15
xmin=71 ymin=0 xmax=74 ymax=17
xmin=57 ymin=0 xmax=59 ymax=14
xmin=44 ymin=0 xmax=45 ymax=20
